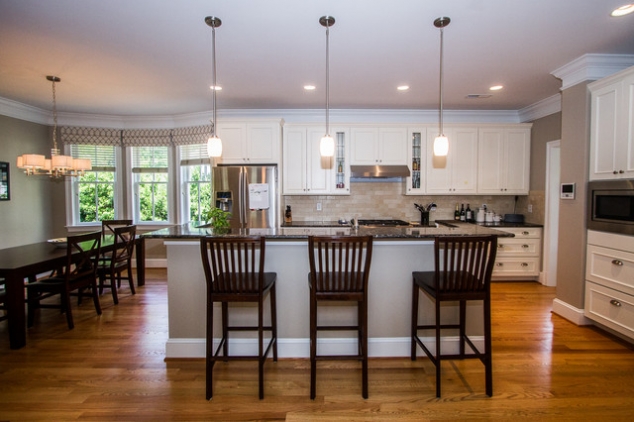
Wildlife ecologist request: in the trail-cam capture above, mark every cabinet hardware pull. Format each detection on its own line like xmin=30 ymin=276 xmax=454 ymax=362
xmin=522 ymin=231 xmax=529 ymax=235
xmin=498 ymin=244 xmax=504 ymax=248
xmin=521 ymin=262 xmax=528 ymax=267
xmin=619 ymin=170 xmax=624 ymax=174
xmin=613 ymin=170 xmax=618 ymax=174
xmin=611 ymin=259 xmax=624 ymax=266
xmin=610 ymin=299 xmax=622 ymax=307
xmin=522 ymin=244 xmax=529 ymax=248
xmin=496 ymin=263 xmax=503 ymax=267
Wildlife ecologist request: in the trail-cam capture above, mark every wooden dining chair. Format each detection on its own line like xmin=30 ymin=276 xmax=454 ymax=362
xmin=26 ymin=231 xmax=103 ymax=330
xmin=307 ymin=235 xmax=374 ymax=399
xmin=411 ymin=235 xmax=497 ymax=397
xmin=97 ymin=225 xmax=136 ymax=304
xmin=102 ymin=220 xmax=133 ymax=237
xmin=200 ymin=236 xmax=278 ymax=400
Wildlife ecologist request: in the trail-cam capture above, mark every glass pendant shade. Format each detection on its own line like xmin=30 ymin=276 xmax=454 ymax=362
xmin=320 ymin=135 xmax=335 ymax=157
xmin=207 ymin=135 xmax=223 ymax=157
xmin=433 ymin=135 xmax=449 ymax=156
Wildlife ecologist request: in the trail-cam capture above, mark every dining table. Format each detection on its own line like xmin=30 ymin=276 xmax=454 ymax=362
xmin=0 ymin=234 xmax=145 ymax=349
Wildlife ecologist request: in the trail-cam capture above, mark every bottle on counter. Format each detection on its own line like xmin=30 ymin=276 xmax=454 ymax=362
xmin=460 ymin=204 xmax=466 ymax=221
xmin=466 ymin=204 xmax=472 ymax=222
xmin=284 ymin=205 xmax=292 ymax=224
xmin=454 ymin=204 xmax=460 ymax=220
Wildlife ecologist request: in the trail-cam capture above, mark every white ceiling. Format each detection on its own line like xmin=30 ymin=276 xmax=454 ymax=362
xmin=1 ymin=0 xmax=634 ymax=119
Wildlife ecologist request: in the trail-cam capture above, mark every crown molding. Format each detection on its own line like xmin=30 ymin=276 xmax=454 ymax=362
xmin=0 ymin=97 xmax=50 ymax=125
xmin=551 ymin=53 xmax=634 ymax=90
xmin=518 ymin=94 xmax=561 ymax=123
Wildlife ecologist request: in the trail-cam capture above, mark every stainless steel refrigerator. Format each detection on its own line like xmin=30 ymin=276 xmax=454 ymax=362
xmin=212 ymin=165 xmax=278 ymax=229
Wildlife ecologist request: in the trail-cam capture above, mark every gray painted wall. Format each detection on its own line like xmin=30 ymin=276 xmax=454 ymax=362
xmin=556 ymin=82 xmax=590 ymax=309
xmin=530 ymin=112 xmax=562 ymax=191
xmin=0 ymin=115 xmax=66 ymax=248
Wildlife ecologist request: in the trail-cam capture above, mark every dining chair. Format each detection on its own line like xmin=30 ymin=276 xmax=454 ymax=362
xmin=102 ymin=220 xmax=133 ymax=237
xmin=411 ymin=235 xmax=497 ymax=397
xmin=200 ymin=236 xmax=278 ymax=400
xmin=26 ymin=231 xmax=103 ymax=330
xmin=97 ymin=225 xmax=136 ymax=304
xmin=307 ymin=235 xmax=374 ymax=399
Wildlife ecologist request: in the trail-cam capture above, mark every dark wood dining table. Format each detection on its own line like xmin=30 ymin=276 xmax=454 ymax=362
xmin=0 ymin=235 xmax=145 ymax=349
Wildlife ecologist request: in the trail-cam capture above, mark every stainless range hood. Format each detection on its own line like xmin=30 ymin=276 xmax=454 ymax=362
xmin=350 ymin=165 xmax=411 ymax=178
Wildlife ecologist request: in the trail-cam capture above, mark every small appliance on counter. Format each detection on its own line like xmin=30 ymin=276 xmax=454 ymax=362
xmin=504 ymin=195 xmax=525 ymax=223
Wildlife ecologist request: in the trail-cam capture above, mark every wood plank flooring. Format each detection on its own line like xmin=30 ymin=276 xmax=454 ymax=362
xmin=1 ymin=269 xmax=634 ymax=421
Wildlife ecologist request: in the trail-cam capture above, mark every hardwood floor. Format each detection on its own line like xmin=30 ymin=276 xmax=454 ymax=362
xmin=1 ymin=269 xmax=634 ymax=421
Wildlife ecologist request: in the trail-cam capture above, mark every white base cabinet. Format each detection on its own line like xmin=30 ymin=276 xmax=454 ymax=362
xmin=492 ymin=227 xmax=542 ymax=280
xmin=585 ymin=230 xmax=634 ymax=339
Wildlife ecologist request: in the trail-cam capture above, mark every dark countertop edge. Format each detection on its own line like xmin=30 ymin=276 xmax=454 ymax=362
xmin=141 ymin=222 xmax=515 ymax=240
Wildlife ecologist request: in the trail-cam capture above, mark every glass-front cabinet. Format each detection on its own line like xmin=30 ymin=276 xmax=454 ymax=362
xmin=405 ymin=127 xmax=426 ymax=195
xmin=333 ymin=131 xmax=349 ymax=194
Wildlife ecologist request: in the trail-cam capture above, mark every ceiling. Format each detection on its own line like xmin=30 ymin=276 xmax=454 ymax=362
xmin=1 ymin=0 xmax=634 ymax=119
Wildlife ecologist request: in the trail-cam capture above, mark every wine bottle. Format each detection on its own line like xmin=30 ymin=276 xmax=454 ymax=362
xmin=460 ymin=204 xmax=466 ymax=221
xmin=466 ymin=204 xmax=472 ymax=222
xmin=454 ymin=204 xmax=460 ymax=220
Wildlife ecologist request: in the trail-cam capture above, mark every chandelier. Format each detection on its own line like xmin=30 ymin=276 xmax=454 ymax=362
xmin=16 ymin=76 xmax=92 ymax=177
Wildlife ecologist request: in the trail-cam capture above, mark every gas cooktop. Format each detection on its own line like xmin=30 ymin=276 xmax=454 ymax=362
xmin=357 ymin=219 xmax=410 ymax=227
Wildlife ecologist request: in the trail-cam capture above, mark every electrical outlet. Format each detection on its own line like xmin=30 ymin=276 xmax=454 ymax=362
xmin=316 ymin=202 xmax=322 ymax=211
xmin=482 ymin=203 xmax=487 ymax=209
xmin=528 ymin=204 xmax=533 ymax=213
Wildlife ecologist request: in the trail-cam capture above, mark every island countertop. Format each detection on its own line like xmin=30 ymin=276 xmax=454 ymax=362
xmin=142 ymin=221 xmax=514 ymax=240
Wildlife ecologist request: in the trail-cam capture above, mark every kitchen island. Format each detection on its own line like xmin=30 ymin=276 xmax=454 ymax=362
xmin=143 ymin=222 xmax=512 ymax=358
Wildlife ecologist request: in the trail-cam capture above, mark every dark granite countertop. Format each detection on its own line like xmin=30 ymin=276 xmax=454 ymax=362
xmin=142 ymin=221 xmax=515 ymax=240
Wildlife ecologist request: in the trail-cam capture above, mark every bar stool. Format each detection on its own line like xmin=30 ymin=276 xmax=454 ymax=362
xmin=307 ymin=235 xmax=373 ymax=399
xmin=200 ymin=236 xmax=277 ymax=400
xmin=411 ymin=235 xmax=497 ymax=397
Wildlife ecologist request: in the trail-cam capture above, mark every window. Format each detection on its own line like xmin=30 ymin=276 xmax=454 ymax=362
xmin=131 ymin=146 xmax=171 ymax=223
xmin=69 ymin=144 xmax=119 ymax=224
xmin=179 ymin=144 xmax=212 ymax=222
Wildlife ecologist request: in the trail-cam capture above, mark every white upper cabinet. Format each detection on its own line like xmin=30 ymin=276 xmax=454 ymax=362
xmin=425 ymin=126 xmax=478 ymax=194
xmin=350 ymin=127 xmax=408 ymax=165
xmin=404 ymin=128 xmax=426 ymax=195
xmin=282 ymin=125 xmax=349 ymax=195
xmin=589 ymin=67 xmax=634 ymax=180
xmin=477 ymin=126 xmax=531 ymax=194
xmin=217 ymin=120 xmax=282 ymax=164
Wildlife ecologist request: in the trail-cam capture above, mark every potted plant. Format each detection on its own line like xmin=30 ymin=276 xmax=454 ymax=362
xmin=206 ymin=207 xmax=231 ymax=232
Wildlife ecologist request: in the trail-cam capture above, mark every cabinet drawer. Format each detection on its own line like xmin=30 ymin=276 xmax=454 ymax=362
xmin=492 ymin=257 xmax=540 ymax=277
xmin=585 ymin=281 xmax=634 ymax=338
xmin=496 ymin=238 xmax=540 ymax=256
xmin=586 ymin=245 xmax=634 ymax=296
xmin=495 ymin=227 xmax=541 ymax=238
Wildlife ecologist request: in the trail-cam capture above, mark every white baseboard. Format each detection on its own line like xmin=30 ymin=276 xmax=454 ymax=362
xmin=552 ymin=298 xmax=592 ymax=325
xmin=165 ymin=336 xmax=485 ymax=359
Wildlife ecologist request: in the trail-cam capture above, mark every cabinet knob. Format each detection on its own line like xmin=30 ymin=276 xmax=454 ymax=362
xmin=496 ymin=262 xmax=503 ymax=267
xmin=610 ymin=299 xmax=622 ymax=307
xmin=522 ymin=231 xmax=530 ymax=235
xmin=522 ymin=244 xmax=529 ymax=249
xmin=498 ymin=244 xmax=504 ymax=249
xmin=613 ymin=170 xmax=619 ymax=174
xmin=521 ymin=262 xmax=528 ymax=267
xmin=611 ymin=259 xmax=624 ymax=266
xmin=619 ymin=170 xmax=625 ymax=174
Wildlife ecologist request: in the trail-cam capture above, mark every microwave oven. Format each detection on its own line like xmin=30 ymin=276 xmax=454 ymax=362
xmin=587 ymin=179 xmax=634 ymax=235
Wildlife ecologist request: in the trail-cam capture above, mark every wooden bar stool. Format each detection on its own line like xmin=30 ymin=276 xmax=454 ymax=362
xmin=307 ymin=235 xmax=373 ymax=399
xmin=200 ymin=236 xmax=277 ymax=400
xmin=411 ymin=235 xmax=497 ymax=397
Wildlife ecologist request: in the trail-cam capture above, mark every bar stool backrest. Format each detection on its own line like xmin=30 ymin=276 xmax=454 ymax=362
xmin=434 ymin=236 xmax=497 ymax=294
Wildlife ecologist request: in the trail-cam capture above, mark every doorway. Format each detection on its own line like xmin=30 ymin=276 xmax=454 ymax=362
xmin=543 ymin=140 xmax=560 ymax=287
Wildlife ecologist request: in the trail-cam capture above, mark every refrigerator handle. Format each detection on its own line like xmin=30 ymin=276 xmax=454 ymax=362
xmin=239 ymin=168 xmax=247 ymax=225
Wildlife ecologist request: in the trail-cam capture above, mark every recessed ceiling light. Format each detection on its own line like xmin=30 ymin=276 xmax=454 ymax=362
xmin=466 ymin=94 xmax=492 ymax=99
xmin=397 ymin=85 xmax=410 ymax=91
xmin=489 ymin=85 xmax=503 ymax=91
xmin=304 ymin=85 xmax=316 ymax=91
xmin=611 ymin=4 xmax=634 ymax=16
xmin=209 ymin=85 xmax=222 ymax=91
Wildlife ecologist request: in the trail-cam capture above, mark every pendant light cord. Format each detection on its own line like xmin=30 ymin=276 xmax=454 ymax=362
xmin=438 ymin=26 xmax=444 ymax=137
xmin=211 ymin=23 xmax=217 ymax=137
xmin=325 ymin=23 xmax=330 ymax=137
xmin=51 ymin=78 xmax=59 ymax=154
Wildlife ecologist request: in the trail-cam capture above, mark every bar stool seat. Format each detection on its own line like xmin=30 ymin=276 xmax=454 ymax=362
xmin=308 ymin=235 xmax=373 ymax=399
xmin=200 ymin=236 xmax=277 ymax=400
xmin=411 ymin=235 xmax=497 ymax=397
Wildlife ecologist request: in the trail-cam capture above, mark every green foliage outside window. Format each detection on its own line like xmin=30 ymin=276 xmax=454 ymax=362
xmin=78 ymin=171 xmax=115 ymax=223
xmin=187 ymin=165 xmax=212 ymax=222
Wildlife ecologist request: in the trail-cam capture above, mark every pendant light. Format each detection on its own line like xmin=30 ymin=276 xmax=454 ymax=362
xmin=319 ymin=16 xmax=335 ymax=157
xmin=205 ymin=16 xmax=223 ymax=158
xmin=433 ymin=17 xmax=450 ymax=157
xmin=16 ymin=76 xmax=92 ymax=177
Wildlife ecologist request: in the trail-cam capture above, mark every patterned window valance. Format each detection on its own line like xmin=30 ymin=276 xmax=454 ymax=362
xmin=122 ymin=128 xmax=172 ymax=147
xmin=173 ymin=125 xmax=212 ymax=146
xmin=61 ymin=126 xmax=121 ymax=147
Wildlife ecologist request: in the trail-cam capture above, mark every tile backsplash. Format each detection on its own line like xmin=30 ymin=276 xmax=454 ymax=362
xmin=282 ymin=181 xmax=537 ymax=224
